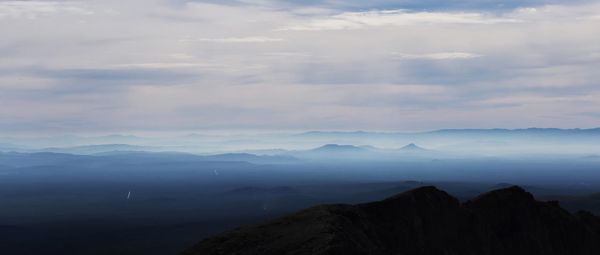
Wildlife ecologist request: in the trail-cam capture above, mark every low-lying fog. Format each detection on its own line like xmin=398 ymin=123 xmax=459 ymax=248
xmin=1 ymin=129 xmax=599 ymax=255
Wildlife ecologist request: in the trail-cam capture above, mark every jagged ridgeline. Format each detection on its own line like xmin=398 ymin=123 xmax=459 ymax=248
xmin=183 ymin=186 xmax=600 ymax=255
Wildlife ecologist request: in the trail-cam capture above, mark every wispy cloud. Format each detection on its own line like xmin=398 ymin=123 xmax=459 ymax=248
xmin=180 ymin=36 xmax=285 ymax=43
xmin=1 ymin=0 xmax=600 ymax=133
xmin=109 ymin=62 xmax=220 ymax=69
xmin=0 ymin=1 xmax=92 ymax=19
xmin=392 ymin=52 xmax=483 ymax=60
xmin=279 ymin=10 xmax=519 ymax=31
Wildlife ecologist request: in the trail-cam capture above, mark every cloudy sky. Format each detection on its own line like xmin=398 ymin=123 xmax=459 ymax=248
xmin=1 ymin=0 xmax=599 ymax=134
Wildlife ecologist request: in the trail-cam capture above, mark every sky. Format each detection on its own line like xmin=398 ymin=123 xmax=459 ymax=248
xmin=1 ymin=0 xmax=599 ymax=134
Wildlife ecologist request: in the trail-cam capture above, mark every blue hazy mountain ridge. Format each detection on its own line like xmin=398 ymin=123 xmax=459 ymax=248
xmin=296 ymin=144 xmax=375 ymax=160
xmin=287 ymin=143 xmax=441 ymax=161
xmin=398 ymin=143 xmax=428 ymax=152
xmin=294 ymin=129 xmax=600 ymax=146
xmin=0 ymin=150 xmax=300 ymax=168
xmin=0 ymin=144 xmax=435 ymax=168
xmin=298 ymin=128 xmax=600 ymax=136
xmin=0 ymin=134 xmax=146 ymax=148
xmin=201 ymin=153 xmax=299 ymax=164
xmin=0 ymin=152 xmax=95 ymax=168
xmin=310 ymin=144 xmax=368 ymax=152
xmin=39 ymin=144 xmax=159 ymax=155
xmin=2 ymin=128 xmax=599 ymax=156
xmin=91 ymin=151 xmax=300 ymax=165
xmin=235 ymin=148 xmax=290 ymax=156
xmin=4 ymin=149 xmax=600 ymax=189
xmin=297 ymin=128 xmax=600 ymax=136
xmin=294 ymin=129 xmax=600 ymax=141
xmin=429 ymin=128 xmax=600 ymax=134
xmin=1 ymin=128 xmax=599 ymax=164
xmin=0 ymin=140 xmax=566 ymax=168
xmin=423 ymin=128 xmax=600 ymax=141
xmin=291 ymin=129 xmax=600 ymax=156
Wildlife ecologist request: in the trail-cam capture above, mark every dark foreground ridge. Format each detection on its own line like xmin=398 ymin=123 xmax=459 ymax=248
xmin=182 ymin=186 xmax=600 ymax=255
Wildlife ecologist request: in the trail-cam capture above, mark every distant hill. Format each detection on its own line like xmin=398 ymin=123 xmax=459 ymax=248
xmin=288 ymin=143 xmax=451 ymax=161
xmin=292 ymin=144 xmax=376 ymax=160
xmin=309 ymin=144 xmax=367 ymax=153
xmin=184 ymin=186 xmax=600 ymax=255
xmin=398 ymin=143 xmax=428 ymax=152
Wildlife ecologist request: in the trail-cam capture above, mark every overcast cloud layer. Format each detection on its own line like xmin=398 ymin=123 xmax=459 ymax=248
xmin=1 ymin=0 xmax=599 ymax=134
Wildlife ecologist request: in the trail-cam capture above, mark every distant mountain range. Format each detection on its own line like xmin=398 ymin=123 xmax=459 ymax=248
xmin=183 ymin=186 xmax=600 ymax=255
xmin=430 ymin=128 xmax=600 ymax=134
xmin=305 ymin=144 xmax=370 ymax=155
xmin=0 ymin=142 xmax=444 ymax=169
xmin=0 ymin=150 xmax=301 ymax=167
xmin=425 ymin=128 xmax=600 ymax=138
xmin=297 ymin=128 xmax=600 ymax=137
xmin=39 ymin=144 xmax=157 ymax=155
xmin=308 ymin=143 xmax=429 ymax=153
xmin=2 ymin=128 xmax=598 ymax=156
xmin=289 ymin=143 xmax=435 ymax=161
xmin=2 ymin=127 xmax=600 ymax=160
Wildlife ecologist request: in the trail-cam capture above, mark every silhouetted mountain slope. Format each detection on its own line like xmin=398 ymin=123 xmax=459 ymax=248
xmin=183 ymin=186 xmax=600 ymax=255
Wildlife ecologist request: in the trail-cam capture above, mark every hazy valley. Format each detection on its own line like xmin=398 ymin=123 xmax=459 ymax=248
xmin=1 ymin=129 xmax=600 ymax=254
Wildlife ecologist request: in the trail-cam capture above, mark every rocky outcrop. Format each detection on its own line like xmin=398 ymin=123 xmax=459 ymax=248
xmin=183 ymin=186 xmax=600 ymax=255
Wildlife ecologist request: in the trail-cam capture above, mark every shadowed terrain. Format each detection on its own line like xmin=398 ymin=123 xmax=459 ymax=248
xmin=184 ymin=186 xmax=600 ymax=255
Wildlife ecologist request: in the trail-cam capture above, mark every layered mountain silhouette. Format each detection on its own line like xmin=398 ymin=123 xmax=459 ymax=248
xmin=310 ymin=144 xmax=367 ymax=153
xmin=296 ymin=144 xmax=372 ymax=159
xmin=398 ymin=143 xmax=427 ymax=152
xmin=183 ymin=186 xmax=600 ymax=255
